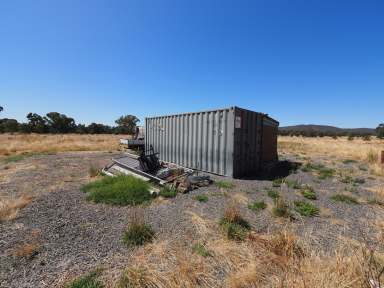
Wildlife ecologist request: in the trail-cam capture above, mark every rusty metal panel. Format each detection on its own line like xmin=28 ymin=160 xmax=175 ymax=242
xmin=261 ymin=121 xmax=278 ymax=162
xmin=145 ymin=106 xmax=278 ymax=178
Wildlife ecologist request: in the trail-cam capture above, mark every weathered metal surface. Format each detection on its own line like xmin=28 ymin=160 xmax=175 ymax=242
xmin=145 ymin=106 xmax=279 ymax=178
xmin=103 ymin=154 xmax=193 ymax=185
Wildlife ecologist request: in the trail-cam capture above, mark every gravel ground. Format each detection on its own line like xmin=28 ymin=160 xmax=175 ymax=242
xmin=0 ymin=151 xmax=383 ymax=287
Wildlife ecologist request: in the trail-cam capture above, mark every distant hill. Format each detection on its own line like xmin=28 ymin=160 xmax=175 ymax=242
xmin=279 ymin=124 xmax=375 ymax=136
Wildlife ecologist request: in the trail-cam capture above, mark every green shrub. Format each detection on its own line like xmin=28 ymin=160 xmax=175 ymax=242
xmin=82 ymin=175 xmax=152 ymax=205
xmin=65 ymin=270 xmax=103 ymax=288
xmin=159 ymin=186 xmax=178 ymax=198
xmin=272 ymin=198 xmax=290 ymax=218
xmin=294 ymin=201 xmax=319 ymax=217
xmin=300 ymin=185 xmax=317 ymax=200
xmin=330 ymin=194 xmax=359 ymax=204
xmin=220 ymin=220 xmax=250 ymax=241
xmin=248 ymin=201 xmax=267 ymax=212
xmin=123 ymin=223 xmax=154 ymax=247
xmin=194 ymin=195 xmax=209 ymax=202
xmin=215 ymin=180 xmax=235 ymax=189
xmin=285 ymin=179 xmax=301 ymax=189
xmin=267 ymin=188 xmax=280 ymax=199
xmin=219 ymin=205 xmax=251 ymax=241
xmin=192 ymin=243 xmax=212 ymax=257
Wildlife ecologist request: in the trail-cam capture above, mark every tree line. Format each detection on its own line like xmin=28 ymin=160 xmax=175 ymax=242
xmin=0 ymin=106 xmax=139 ymax=134
xmin=279 ymin=125 xmax=384 ymax=139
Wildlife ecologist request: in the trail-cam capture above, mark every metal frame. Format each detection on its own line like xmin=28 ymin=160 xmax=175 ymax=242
xmin=104 ymin=154 xmax=194 ymax=186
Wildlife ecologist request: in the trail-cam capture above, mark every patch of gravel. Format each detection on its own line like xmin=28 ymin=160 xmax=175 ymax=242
xmin=1 ymin=152 xmax=384 ymax=287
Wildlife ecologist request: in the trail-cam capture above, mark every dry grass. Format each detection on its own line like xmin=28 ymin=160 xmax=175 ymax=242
xmin=11 ymin=242 xmax=40 ymax=258
xmin=115 ymin=225 xmax=384 ymax=288
xmin=0 ymin=133 xmax=129 ymax=156
xmin=114 ymin=207 xmax=384 ymax=287
xmin=10 ymin=229 xmax=41 ymax=258
xmin=0 ymin=194 xmax=34 ymax=221
xmin=279 ymin=136 xmax=384 ymax=176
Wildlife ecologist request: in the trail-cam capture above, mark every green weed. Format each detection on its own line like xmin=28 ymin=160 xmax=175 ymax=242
xmin=267 ymin=188 xmax=280 ymax=199
xmin=194 ymin=195 xmax=209 ymax=202
xmin=82 ymin=175 xmax=152 ymax=205
xmin=294 ymin=201 xmax=319 ymax=217
xmin=248 ymin=201 xmax=267 ymax=212
xmin=192 ymin=243 xmax=212 ymax=257
xmin=123 ymin=223 xmax=154 ymax=247
xmin=318 ymin=167 xmax=335 ymax=179
xmin=65 ymin=270 xmax=103 ymax=288
xmin=215 ymin=180 xmax=235 ymax=189
xmin=272 ymin=198 xmax=290 ymax=218
xmin=159 ymin=186 xmax=178 ymax=198
xmin=219 ymin=205 xmax=251 ymax=241
xmin=300 ymin=185 xmax=317 ymax=200
xmin=330 ymin=194 xmax=359 ymax=204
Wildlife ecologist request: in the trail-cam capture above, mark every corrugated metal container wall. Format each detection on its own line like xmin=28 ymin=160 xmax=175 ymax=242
xmin=232 ymin=108 xmax=263 ymax=178
xmin=146 ymin=108 xmax=235 ymax=176
xmin=145 ymin=107 xmax=279 ymax=178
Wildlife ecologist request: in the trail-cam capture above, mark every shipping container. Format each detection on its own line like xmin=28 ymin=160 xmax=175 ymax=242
xmin=145 ymin=107 xmax=279 ymax=178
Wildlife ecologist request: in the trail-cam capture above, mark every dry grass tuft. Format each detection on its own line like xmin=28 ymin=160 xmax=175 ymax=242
xmin=11 ymin=229 xmax=41 ymax=258
xmin=265 ymin=230 xmax=305 ymax=259
xmin=0 ymin=133 xmax=128 ymax=156
xmin=11 ymin=243 xmax=40 ymax=258
xmin=231 ymin=192 xmax=249 ymax=204
xmin=0 ymin=194 xmax=34 ymax=221
xmin=185 ymin=211 xmax=213 ymax=237
xmin=118 ymin=242 xmax=214 ymax=288
xmin=223 ymin=201 xmax=244 ymax=224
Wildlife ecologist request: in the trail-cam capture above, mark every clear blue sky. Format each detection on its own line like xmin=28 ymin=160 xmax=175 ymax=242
xmin=0 ymin=0 xmax=383 ymax=128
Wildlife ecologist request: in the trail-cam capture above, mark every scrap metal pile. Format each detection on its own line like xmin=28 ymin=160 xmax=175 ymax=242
xmin=103 ymin=146 xmax=211 ymax=193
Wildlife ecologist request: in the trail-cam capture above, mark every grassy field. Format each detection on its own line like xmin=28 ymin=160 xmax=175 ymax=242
xmin=279 ymin=136 xmax=384 ymax=176
xmin=0 ymin=133 xmax=129 ymax=157
xmin=1 ymin=135 xmax=384 ymax=287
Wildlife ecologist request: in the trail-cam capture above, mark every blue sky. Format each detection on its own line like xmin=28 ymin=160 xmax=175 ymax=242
xmin=0 ymin=0 xmax=383 ymax=128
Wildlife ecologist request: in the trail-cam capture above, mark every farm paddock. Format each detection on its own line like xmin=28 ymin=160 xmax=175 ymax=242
xmin=0 ymin=136 xmax=383 ymax=287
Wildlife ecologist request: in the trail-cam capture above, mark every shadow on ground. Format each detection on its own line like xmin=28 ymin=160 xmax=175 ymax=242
xmin=240 ymin=160 xmax=302 ymax=181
